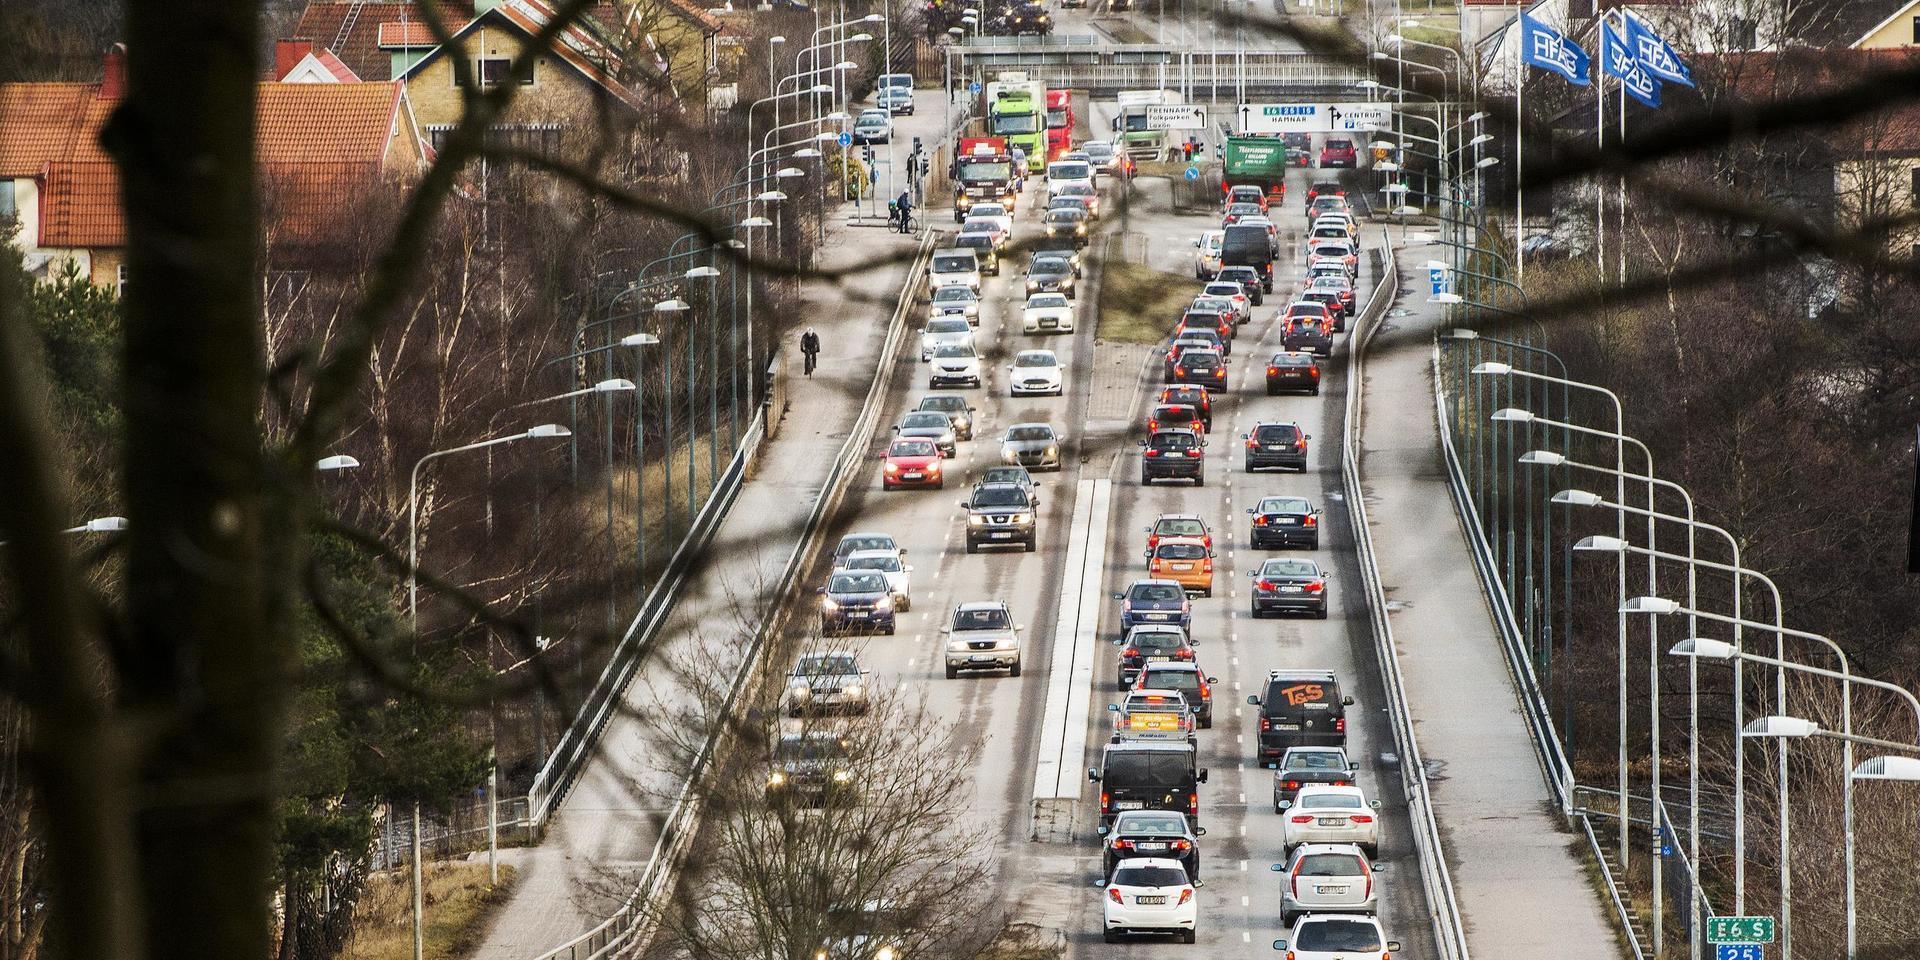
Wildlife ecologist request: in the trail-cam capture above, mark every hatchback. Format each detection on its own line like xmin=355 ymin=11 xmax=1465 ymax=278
xmin=1146 ymin=537 xmax=1215 ymax=597
xmin=1274 ymin=844 xmax=1381 ymax=926
xmin=1168 ymin=349 xmax=1228 ymax=390
xmin=1274 ymin=915 xmax=1400 ymax=960
xmin=1243 ymin=422 xmax=1309 ymax=472
xmin=1278 ymin=785 xmax=1380 ymax=855
xmin=1115 ymin=578 xmax=1191 ymax=632
xmin=1157 ymin=385 xmax=1213 ymax=428
xmin=1318 ymin=138 xmax=1357 ymax=167
xmin=1103 ymin=859 xmax=1197 ymax=943
xmin=1140 ymin=428 xmax=1206 ymax=484
xmin=1148 ymin=402 xmax=1206 ymax=437
xmin=881 ymin=437 xmax=944 ymax=491
xmin=1133 ymin=660 xmax=1218 ymax=728
xmin=1265 ymin=351 xmax=1322 ymax=396
xmin=1145 ymin=513 xmax=1211 ymax=551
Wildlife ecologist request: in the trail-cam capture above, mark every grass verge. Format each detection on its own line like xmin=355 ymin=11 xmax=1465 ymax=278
xmin=340 ymin=862 xmax=518 ymax=960
xmin=1096 ymin=261 xmax=1190 ymax=345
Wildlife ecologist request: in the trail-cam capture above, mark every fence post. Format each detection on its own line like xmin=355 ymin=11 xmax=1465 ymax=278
xmin=411 ymin=802 xmax=424 ymax=960
xmin=488 ymin=754 xmax=500 ymax=885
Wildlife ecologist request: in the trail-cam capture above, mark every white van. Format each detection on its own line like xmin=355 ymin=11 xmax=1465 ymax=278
xmin=1046 ymin=159 xmax=1095 ymax=198
xmin=1192 ymin=230 xmax=1225 ymax=280
xmin=928 ymin=248 xmax=982 ymax=292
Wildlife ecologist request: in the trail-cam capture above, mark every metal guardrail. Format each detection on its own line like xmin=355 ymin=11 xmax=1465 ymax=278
xmin=528 ymin=232 xmax=938 ymax=960
xmin=1343 ymin=227 xmax=1471 ymax=960
xmin=1579 ymin=813 xmax=1650 ymax=960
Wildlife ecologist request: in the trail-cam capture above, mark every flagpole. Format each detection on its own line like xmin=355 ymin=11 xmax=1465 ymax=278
xmin=1595 ymin=40 xmax=1604 ymax=281
xmin=1514 ymin=15 xmax=1524 ymax=287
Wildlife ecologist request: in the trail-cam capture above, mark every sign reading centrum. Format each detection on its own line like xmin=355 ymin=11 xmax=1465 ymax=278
xmin=1237 ymin=102 xmax=1393 ymax=134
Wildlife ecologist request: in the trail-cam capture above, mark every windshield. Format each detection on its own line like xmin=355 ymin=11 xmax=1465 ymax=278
xmin=1116 ymin=812 xmax=1187 ymax=834
xmin=902 ymin=412 xmax=949 ymax=429
xmin=859 ymin=111 xmax=888 ymax=125
xmin=774 ymin=737 xmax=850 ymax=762
xmin=1295 ymin=919 xmax=1385 ymax=950
xmin=889 ymin=438 xmax=936 ymax=458
xmin=1191 ymin=298 xmax=1231 ymax=313
xmin=1132 ymin=630 xmax=1186 ymax=651
xmin=1152 ymin=432 xmax=1199 ymax=450
xmin=1273 ymin=353 xmax=1313 ymax=367
xmin=1028 ymin=293 xmax=1068 ymax=308
xmin=1015 ymin=353 xmax=1057 ymax=368
xmin=953 ymin=606 xmax=1011 ymax=630
xmin=926 ymin=318 xmax=969 ymax=334
xmin=1033 ymin=257 xmax=1069 ymax=274
xmin=1122 ymin=113 xmax=1150 ymax=132
xmin=1046 ymin=108 xmax=1069 ymax=128
xmin=959 ymin=160 xmax=1013 ymax=181
xmin=1049 ymin=162 xmax=1091 ymax=180
xmin=1044 ymin=210 xmax=1084 ymax=224
xmin=933 ymin=255 xmax=974 ymax=273
xmin=1155 ymin=543 xmax=1206 ymax=560
xmin=1227 ymin=203 xmax=1261 ymax=216
xmin=1128 ymin=582 xmax=1184 ymax=603
xmin=826 ymin=573 xmax=888 ymax=595
xmin=981 ymin=467 xmax=1028 ymax=484
xmin=933 ymin=287 xmax=974 ymax=303
xmin=1298 ymin=853 xmax=1366 ymax=877
xmin=1255 ymin=424 xmax=1300 ymax=442
xmin=920 ymin=396 xmax=965 ymax=412
xmin=1112 ymin=866 xmax=1189 ymax=888
xmin=971 ymin=485 xmax=1031 ymax=507
xmin=845 ymin=553 xmax=902 ymax=573
xmin=1284 ymin=750 xmax=1348 ymax=771
xmin=797 ymin=654 xmax=861 ymax=675
xmin=1006 ymin=425 xmax=1054 ymax=441
xmin=1261 ymin=560 xmax=1319 ymax=578
xmin=882 ymin=74 xmax=911 ymax=89
xmin=1259 ymin=498 xmax=1310 ymax=513
xmin=838 ymin=535 xmax=893 ymax=555
xmin=1154 ymin=406 xmax=1196 ymax=422
xmin=956 ymin=234 xmax=992 ymax=250
xmin=972 ymin=204 xmax=1007 ymax=217
xmin=1300 ymin=791 xmax=1364 ymax=809
xmin=934 ymin=344 xmax=975 ymax=359
xmin=1143 ymin=667 xmax=1199 ymax=690
xmin=962 ymin=219 xmax=999 ymax=233
xmin=990 ymin=113 xmax=1040 ymax=135
xmin=1156 ymin=519 xmax=1206 ymax=537
xmin=1103 ymin=750 xmax=1192 ymax=786
xmin=1204 ymin=285 xmax=1242 ymax=297
xmin=1084 ymin=142 xmax=1114 ymax=160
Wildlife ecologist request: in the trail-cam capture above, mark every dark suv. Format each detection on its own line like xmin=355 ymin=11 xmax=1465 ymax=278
xmin=1141 ymin=429 xmax=1206 ymax=486
xmin=1249 ymin=557 xmax=1330 ymax=619
xmin=1282 ymin=316 xmax=1333 ymax=356
xmin=1215 ymin=266 xmax=1265 ymax=305
xmin=1089 ymin=740 xmax=1209 ymax=830
xmin=1266 ymin=351 xmax=1321 ymax=396
xmin=1247 ymin=668 xmax=1353 ymax=766
xmin=1248 ymin=495 xmax=1320 ymax=549
xmin=1169 ymin=349 xmax=1228 ymax=390
xmin=1115 ymin=577 xmax=1192 ymax=632
xmin=959 ymin=482 xmax=1038 ymax=553
xmin=1243 ymin=422 xmax=1309 ymax=472
xmin=1115 ymin=623 xmax=1196 ymax=689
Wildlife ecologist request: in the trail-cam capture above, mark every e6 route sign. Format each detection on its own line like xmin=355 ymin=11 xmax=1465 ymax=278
xmin=1706 ymin=917 xmax=1776 ymax=944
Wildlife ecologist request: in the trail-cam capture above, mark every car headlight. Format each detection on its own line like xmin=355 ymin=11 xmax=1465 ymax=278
xmin=885 ymin=462 xmax=900 ymax=473
xmin=821 ymin=598 xmax=839 ymax=612
xmin=948 ymin=640 xmax=970 ymax=652
xmin=1011 ymin=513 xmax=1032 ymax=524
xmin=874 ymin=596 xmax=893 ymax=612
xmin=940 ymin=432 xmax=955 ymax=444
xmin=969 ymin=514 xmax=986 ymax=525
xmin=1075 ymin=225 xmax=1086 ymax=234
xmin=844 ymin=682 xmax=866 ymax=698
xmin=833 ymin=769 xmax=853 ymax=783
xmin=768 ymin=771 xmax=787 ymax=787
xmin=1046 ymin=445 xmax=1059 ymax=457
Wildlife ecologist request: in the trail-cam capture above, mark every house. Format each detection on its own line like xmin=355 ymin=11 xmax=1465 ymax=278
xmin=0 ymin=46 xmax=430 ymax=289
xmin=275 ymin=39 xmax=364 ymax=82
xmin=291 ymin=1 xmax=477 ymax=81
xmin=1848 ymin=0 xmax=1920 ymax=49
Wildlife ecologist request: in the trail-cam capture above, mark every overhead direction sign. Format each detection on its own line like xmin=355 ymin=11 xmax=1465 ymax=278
xmin=1706 ymin=918 xmax=1776 ymax=945
xmin=1146 ymin=104 xmax=1206 ymax=130
xmin=1238 ymin=102 xmax=1394 ymax=133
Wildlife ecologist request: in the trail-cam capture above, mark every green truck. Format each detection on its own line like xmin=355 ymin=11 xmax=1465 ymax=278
xmin=1222 ymin=136 xmax=1288 ymax=205
xmin=987 ymin=73 xmax=1048 ymax=172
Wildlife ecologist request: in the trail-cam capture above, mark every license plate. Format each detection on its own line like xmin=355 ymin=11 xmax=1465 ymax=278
xmin=1169 ymin=563 xmax=1192 ymax=571
xmin=1137 ymin=841 xmax=1167 ymax=850
xmin=1115 ymin=801 xmax=1144 ymax=810
xmin=1146 ymin=654 xmax=1171 ymax=662
xmin=1135 ymin=896 xmax=1167 ymax=905
xmin=1317 ymin=817 xmax=1345 ymax=826
xmin=1270 ymin=722 xmax=1301 ymax=730
xmin=903 ymin=472 xmax=922 ymax=479
xmin=990 ymin=532 xmax=1012 ymax=539
xmin=1267 ymin=444 xmax=1288 ymax=450
xmin=1316 ymin=884 xmax=1349 ymax=896
xmin=1276 ymin=518 xmax=1297 ymax=524
xmin=848 ymin=612 xmax=869 ymax=619
xmin=1146 ymin=613 xmax=1171 ymax=620
xmin=1280 ymin=585 xmax=1302 ymax=593
xmin=971 ymin=655 xmax=995 ymax=663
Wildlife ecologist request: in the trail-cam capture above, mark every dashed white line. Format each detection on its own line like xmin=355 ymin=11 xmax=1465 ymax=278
xmin=1239 ymin=824 xmax=1247 ymax=836
xmin=1237 ymin=734 xmax=1245 ymax=745
xmin=1242 ymin=932 xmax=1252 ymax=943
xmin=1239 ymin=859 xmax=1249 ymax=871
xmin=1241 ymin=896 xmax=1251 ymax=907
xmin=1238 ymin=792 xmax=1246 ymax=804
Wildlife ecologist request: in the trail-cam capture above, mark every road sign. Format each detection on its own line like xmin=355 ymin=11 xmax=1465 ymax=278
xmin=1184 ymin=166 xmax=1200 ymax=181
xmin=1716 ymin=946 xmax=1763 ymax=960
xmin=968 ymin=81 xmax=982 ymax=94
xmin=1237 ymin=102 xmax=1395 ymax=134
xmin=1707 ymin=917 xmax=1777 ymax=944
xmin=1146 ymin=104 xmax=1206 ymax=130
xmin=837 ymin=132 xmax=853 ymax=147
xmin=1426 ymin=260 xmax=1450 ymax=296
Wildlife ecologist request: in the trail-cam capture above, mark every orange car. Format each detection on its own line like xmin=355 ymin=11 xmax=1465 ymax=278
xmin=1145 ymin=536 xmax=1216 ymax=597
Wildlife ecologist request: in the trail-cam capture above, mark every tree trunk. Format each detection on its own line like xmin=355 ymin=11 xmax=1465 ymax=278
xmin=277 ymin=868 xmax=298 ymax=960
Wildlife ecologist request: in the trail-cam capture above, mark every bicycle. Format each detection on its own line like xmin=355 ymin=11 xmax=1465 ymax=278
xmin=888 ymin=209 xmax=918 ymax=234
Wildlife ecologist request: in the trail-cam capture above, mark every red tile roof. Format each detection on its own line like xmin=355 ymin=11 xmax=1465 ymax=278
xmin=40 ymin=161 xmax=123 ymax=247
xmin=0 ymin=83 xmax=95 ymax=177
xmin=313 ymin=49 xmax=363 ymax=81
xmin=377 ymin=20 xmax=439 ymax=47
xmin=293 ymin=1 xmax=472 ymax=80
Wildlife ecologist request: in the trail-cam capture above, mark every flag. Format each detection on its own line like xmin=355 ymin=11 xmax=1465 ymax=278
xmin=1521 ymin=13 xmax=1592 ymax=86
xmin=1602 ymin=23 xmax=1661 ymax=108
xmin=1624 ymin=10 xmax=1694 ymax=88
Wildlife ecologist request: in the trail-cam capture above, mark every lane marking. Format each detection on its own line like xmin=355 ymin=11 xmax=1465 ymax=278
xmin=1239 ymin=859 xmax=1248 ymax=871
xmin=1242 ymin=896 xmax=1251 ymax=907
xmin=1243 ymin=932 xmax=1252 ymax=943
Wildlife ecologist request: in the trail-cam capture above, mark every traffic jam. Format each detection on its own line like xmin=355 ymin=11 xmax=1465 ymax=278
xmin=778 ymin=72 xmax=1412 ymax=957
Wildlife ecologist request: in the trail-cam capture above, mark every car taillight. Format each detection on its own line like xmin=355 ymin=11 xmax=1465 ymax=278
xmin=1148 ymin=419 xmax=1160 ymax=432
xmin=1306 ymin=580 xmax=1325 ymax=593
xmin=1335 ymin=717 xmax=1347 ymax=733
xmin=1187 ymin=793 xmax=1199 ymax=812
xmin=1295 ymin=439 xmax=1306 ymax=449
xmin=1213 ymin=368 xmax=1225 ymax=378
xmin=1290 ymin=860 xmax=1302 ymax=897
xmin=1202 ymin=559 xmax=1212 ymax=573
xmin=1107 ymin=887 xmax=1124 ymax=905
xmin=1101 ymin=791 xmax=1111 ymax=810
xmin=1176 ymin=889 xmax=1193 ymax=906
xmin=1290 ymin=815 xmax=1314 ymax=824
xmin=1333 ymin=780 xmax=1351 ymax=787
xmin=1172 ymin=839 xmax=1191 ymax=851
xmin=1260 ymin=717 xmax=1272 ymax=731
xmin=1352 ymin=815 xmax=1374 ymax=823
xmin=1144 ymin=448 xmax=1159 ymax=457
xmin=1283 ymin=780 xmax=1300 ymax=791
xmin=1310 ymin=367 xmax=1321 ymax=378
xmin=1253 ymin=515 xmax=1267 ymax=526
xmin=1257 ymin=580 xmax=1276 ymax=591
xmin=1198 ymin=682 xmax=1210 ymax=698
xmin=1123 ymin=647 xmax=1139 ymax=658
xmin=1303 ymin=516 xmax=1317 ymax=527
xmin=1187 ymin=449 xmax=1203 ymax=457
xmin=1267 ymin=366 xmax=1278 ymax=376
xmin=1114 ymin=839 xmax=1135 ymax=850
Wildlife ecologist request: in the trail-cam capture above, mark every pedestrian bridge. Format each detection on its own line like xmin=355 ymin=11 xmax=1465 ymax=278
xmin=946 ymin=38 xmax=1367 ymax=97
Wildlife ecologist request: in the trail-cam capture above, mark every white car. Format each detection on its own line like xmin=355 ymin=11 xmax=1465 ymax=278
xmin=852 ymin=108 xmax=892 ymax=144
xmin=1201 ymin=281 xmax=1252 ymax=324
xmin=1046 ymin=158 xmax=1096 ymax=197
xmin=1275 ymin=843 xmax=1380 ymax=926
xmin=1103 ymin=857 xmax=1197 ymax=943
xmin=1193 ymin=230 xmax=1224 ymax=279
xmin=928 ymin=285 xmax=981 ymax=326
xmin=928 ymin=249 xmax=982 ymax=292
xmin=1008 ymin=349 xmax=1064 ymax=397
xmin=1273 ymin=915 xmax=1400 ymax=960
xmin=928 ymin=342 xmax=983 ymax=388
xmin=1021 ymin=292 xmax=1076 ymax=334
xmin=1278 ymin=785 xmax=1381 ymax=856
xmin=967 ymin=202 xmax=1014 ymax=240
xmin=920 ymin=317 xmax=975 ymax=362
xmin=840 ymin=549 xmax=914 ymax=611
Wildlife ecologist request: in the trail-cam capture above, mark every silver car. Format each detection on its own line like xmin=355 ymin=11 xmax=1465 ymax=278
xmin=893 ymin=410 xmax=959 ymax=458
xmin=915 ymin=394 xmax=975 ymax=440
xmin=920 ymin=317 xmax=975 ymax=362
xmin=929 ymin=284 xmax=982 ymax=325
xmin=783 ymin=651 xmax=872 ymax=715
xmin=942 ymin=601 xmax=1022 ymax=678
xmin=840 ymin=549 xmax=913 ymax=611
xmin=1274 ymin=843 xmax=1380 ymax=925
xmin=1000 ymin=422 xmax=1063 ymax=471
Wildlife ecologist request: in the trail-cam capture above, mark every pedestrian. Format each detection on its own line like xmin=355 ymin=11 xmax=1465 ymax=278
xmin=800 ymin=327 xmax=821 ymax=377
xmin=896 ymin=190 xmax=914 ymax=233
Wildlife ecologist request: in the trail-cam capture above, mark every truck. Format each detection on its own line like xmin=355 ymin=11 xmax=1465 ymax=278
xmin=986 ymin=72 xmax=1048 ymax=172
xmin=1222 ymin=135 xmax=1288 ymax=206
xmin=952 ymin=136 xmax=1018 ymax=222
xmin=1044 ymin=88 xmax=1074 ymax=162
xmin=1114 ymin=89 xmax=1177 ymax=162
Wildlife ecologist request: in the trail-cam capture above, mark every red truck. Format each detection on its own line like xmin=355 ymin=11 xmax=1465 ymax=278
xmin=1045 ymin=89 xmax=1074 ymax=162
xmin=953 ymin=136 xmax=1019 ymax=222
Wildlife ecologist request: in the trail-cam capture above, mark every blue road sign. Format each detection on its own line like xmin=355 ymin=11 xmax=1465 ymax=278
xmin=1716 ymin=945 xmax=1763 ymax=960
xmin=1184 ymin=165 xmax=1200 ymax=181
xmin=969 ymin=81 xmax=982 ymax=93
xmin=1428 ymin=265 xmax=1449 ymax=295
xmin=838 ymin=132 xmax=853 ymax=147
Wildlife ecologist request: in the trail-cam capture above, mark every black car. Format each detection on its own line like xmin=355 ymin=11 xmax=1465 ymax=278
xmin=959 ymin=481 xmax=1038 ymax=553
xmin=1025 ymin=254 xmax=1078 ymax=298
xmin=1140 ymin=428 xmax=1205 ymax=486
xmin=1249 ymin=668 xmax=1352 ymax=766
xmin=1104 ymin=810 xmax=1204 ymax=880
xmin=1243 ymin=421 xmax=1309 ymax=472
xmin=818 ymin=571 xmax=898 ymax=635
xmin=1282 ymin=317 xmax=1333 ymax=356
xmin=1158 ymin=385 xmax=1213 ymax=429
xmin=951 ymin=231 xmax=1000 ymax=275
xmin=1090 ymin=740 xmax=1208 ymax=829
xmin=1266 ymin=351 xmax=1321 ymax=396
xmin=1248 ymin=495 xmax=1320 ymax=550
xmin=1115 ymin=623 xmax=1196 ymax=689
xmin=1273 ymin=746 xmax=1356 ymax=807
xmin=1249 ymin=557 xmax=1329 ymax=620
xmin=1300 ymin=287 xmax=1347 ymax=332
xmin=1221 ymin=224 xmax=1274 ymax=292
xmin=1133 ymin=660 xmax=1218 ymax=728
xmin=1034 ymin=246 xmax=1084 ymax=277
xmin=1214 ymin=266 xmax=1265 ymax=305
xmin=1169 ymin=348 xmax=1228 ymax=390
xmin=1042 ymin=207 xmax=1090 ymax=248
xmin=1163 ymin=337 xmax=1218 ymax=381
xmin=767 ymin=732 xmax=857 ymax=805
xmin=916 ymin=394 xmax=975 ymax=440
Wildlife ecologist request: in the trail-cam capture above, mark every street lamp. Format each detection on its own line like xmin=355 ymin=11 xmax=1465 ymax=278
xmin=409 ymin=425 xmax=571 ymax=627
xmin=316 ymin=455 xmax=361 ymax=472
xmin=62 ymin=516 xmax=128 ymax=534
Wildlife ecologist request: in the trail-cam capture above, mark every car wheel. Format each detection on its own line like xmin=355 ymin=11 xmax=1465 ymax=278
xmin=883 ymin=481 xmax=894 ymax=491
xmin=1181 ymin=930 xmax=1197 ymax=944
xmin=934 ymin=479 xmax=944 ymax=490
xmin=1309 ymin=538 xmax=1319 ymax=551
xmin=1140 ymin=472 xmax=1151 ymax=485
xmin=1200 ymin=587 xmax=1211 ymax=598
xmin=1194 ymin=474 xmax=1205 ymax=487
xmin=1280 ymin=910 xmax=1297 ymax=927
xmin=1315 ymin=606 xmax=1329 ymax=620
xmin=1243 ymin=459 xmax=1255 ymax=472
xmin=885 ymin=623 xmax=896 ymax=636
xmin=1199 ymin=714 xmax=1212 ymax=729
xmin=1266 ymin=385 xmax=1277 ymax=396
xmin=1024 ymin=538 xmax=1036 ymax=553
xmin=966 ymin=540 xmax=978 ymax=554
xmin=946 ymin=665 xmax=959 ymax=679
xmin=1362 ymin=843 xmax=1379 ymax=859
xmin=1104 ymin=930 xmax=1121 ymax=944
xmin=1010 ymin=660 xmax=1022 ymax=677
xmin=1310 ymin=385 xmax=1321 ymax=396
xmin=1251 ymin=607 xmax=1265 ymax=620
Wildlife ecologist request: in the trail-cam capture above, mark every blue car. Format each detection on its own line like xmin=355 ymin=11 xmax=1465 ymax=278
xmin=819 ymin=570 xmax=897 ymax=635
xmin=1114 ymin=578 xmax=1191 ymax=633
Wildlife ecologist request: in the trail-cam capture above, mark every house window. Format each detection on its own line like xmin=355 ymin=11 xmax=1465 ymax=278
xmin=0 ymin=180 xmax=13 ymax=220
xmin=116 ymin=262 xmax=127 ymax=297
xmin=1911 ymin=16 xmax=1919 ymax=44
xmin=476 ymin=57 xmax=534 ymax=86
xmin=1911 ymin=167 xmax=1920 ymax=204
xmin=1729 ymin=17 xmax=1756 ymax=49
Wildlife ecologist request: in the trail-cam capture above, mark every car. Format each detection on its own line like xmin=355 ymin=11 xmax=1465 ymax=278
xmin=1274 ymin=916 xmax=1400 ymax=960
xmin=966 ymin=201 xmax=1013 ymax=239
xmin=1046 ymin=157 xmax=1096 ymax=196
xmin=840 ymin=548 xmax=913 ymax=610
xmin=832 ymin=531 xmax=900 ymax=567
xmin=942 ymin=600 xmax=1022 ymax=677
xmin=1249 ymin=495 xmax=1320 ymax=549
xmin=1103 ymin=858 xmax=1198 ymax=943
xmin=1156 ymin=385 xmax=1213 ymax=429
xmin=1176 ymin=309 xmax=1234 ymax=346
xmin=1299 ymin=284 xmax=1348 ymax=332
xmin=1311 ymin=215 xmax=1357 ymax=243
xmin=1168 ymin=348 xmax=1228 ymax=390
xmin=1145 ymin=513 xmax=1211 ymax=551
xmin=1046 ymin=195 xmax=1090 ymax=220
xmin=975 ymin=464 xmax=1036 ymax=495
xmin=852 ymin=108 xmax=892 ymax=144
xmin=1104 ymin=811 xmax=1203 ymax=880
xmin=1193 ymin=230 xmax=1225 ymax=279
xmin=1307 ymin=195 xmax=1351 ymax=225
xmin=880 ymin=437 xmax=945 ymax=490
xmin=952 ymin=232 xmax=1001 ymax=275
xmin=1114 ymin=577 xmax=1191 ymax=632
xmin=1318 ymin=137 xmax=1357 ymax=167
xmin=919 ymin=317 xmax=974 ymax=363
xmin=1141 ymin=428 xmax=1205 ymax=485
xmin=1309 ymin=272 xmax=1355 ymax=313
xmin=1244 ymin=421 xmax=1309 ymax=472
xmin=928 ymin=248 xmax=982 ymax=291
xmin=1009 ymin=349 xmax=1065 ymax=396
xmin=1225 ymin=183 xmax=1268 ymax=210
xmin=1239 ymin=214 xmax=1282 ymax=257
xmin=1041 ymin=206 xmax=1090 ymax=246
xmin=1215 ymin=265 xmax=1266 ymax=305
xmin=816 ymin=572 xmax=896 ymax=636
xmin=1273 ymin=746 xmax=1356 ymax=808
xmin=1249 ymin=557 xmax=1330 ymax=619
xmin=893 ymin=410 xmax=959 ymax=457
xmin=1020 ymin=293 xmax=1076 ymax=335
xmin=1109 ymin=688 xmax=1198 ymax=743
xmin=1114 ymin=623 xmax=1196 ymax=688
xmin=1023 ymin=253 xmax=1077 ymax=298
xmin=766 ymin=731 xmax=856 ymax=804
xmin=1164 ymin=335 xmax=1223 ymax=380
xmin=915 ymin=394 xmax=975 ymax=439
xmin=960 ymin=217 xmax=1009 ymax=251
xmin=1222 ymin=201 xmax=1264 ymax=227
xmin=1250 ymin=669 xmax=1350 ymax=764
xmin=1082 ymin=139 xmax=1122 ymax=175
xmin=927 ymin=341 xmax=983 ymax=388
xmin=784 ymin=650 xmax=874 ymax=713
xmin=1307 ymin=260 xmax=1350 ymax=286
xmin=1145 ymin=536 xmax=1215 ymax=597
xmin=1275 ymin=844 xmax=1380 ymax=925
xmin=1147 ymin=402 xmax=1206 ymax=437
xmin=999 ymin=421 xmax=1064 ymax=469
xmin=1303 ymin=179 xmax=1345 ymax=208
xmin=1034 ymin=245 xmax=1083 ymax=277
xmin=1201 ymin=282 xmax=1253 ymax=324
xmin=1266 ymin=351 xmax=1322 ymax=395
xmin=1278 ymin=785 xmax=1381 ymax=855
xmin=876 ymin=85 xmax=914 ymax=115
xmin=1052 ymin=180 xmax=1100 ymax=218
xmin=1308 ymin=241 xmax=1358 ymax=277
xmin=959 ymin=481 xmax=1039 ymax=553
xmin=928 ymin=284 xmax=982 ymax=326
xmin=1090 ymin=740 xmax=1207 ymax=828
xmin=1282 ymin=316 xmax=1334 ymax=356
xmin=1133 ymin=660 xmax=1218 ymax=728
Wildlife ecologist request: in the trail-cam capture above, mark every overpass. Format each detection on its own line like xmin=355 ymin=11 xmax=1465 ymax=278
xmin=945 ymin=37 xmax=1367 ymax=98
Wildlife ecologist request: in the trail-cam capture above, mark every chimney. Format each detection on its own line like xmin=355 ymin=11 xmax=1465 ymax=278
xmin=100 ymin=43 xmax=127 ymax=98
xmin=275 ymin=38 xmax=314 ymax=80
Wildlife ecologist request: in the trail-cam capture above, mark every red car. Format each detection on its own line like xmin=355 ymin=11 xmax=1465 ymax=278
xmin=881 ymin=437 xmax=945 ymax=490
xmin=1318 ymin=138 xmax=1357 ymax=168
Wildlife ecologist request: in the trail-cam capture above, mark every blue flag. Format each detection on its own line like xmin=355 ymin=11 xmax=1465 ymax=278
xmin=1521 ymin=13 xmax=1592 ymax=86
xmin=1602 ymin=23 xmax=1661 ymax=107
xmin=1624 ymin=11 xmax=1693 ymax=87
